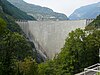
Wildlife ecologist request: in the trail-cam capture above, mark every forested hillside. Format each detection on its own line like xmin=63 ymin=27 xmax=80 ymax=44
xmin=0 ymin=0 xmax=43 ymax=75
xmin=0 ymin=16 xmax=39 ymax=75
xmin=0 ymin=0 xmax=36 ymax=20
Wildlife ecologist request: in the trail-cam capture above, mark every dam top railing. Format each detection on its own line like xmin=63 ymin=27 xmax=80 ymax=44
xmin=15 ymin=19 xmax=95 ymax=26
xmin=15 ymin=18 xmax=95 ymax=22
xmin=15 ymin=19 xmax=28 ymax=22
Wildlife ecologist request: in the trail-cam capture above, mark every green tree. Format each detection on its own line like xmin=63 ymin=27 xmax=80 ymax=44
xmin=16 ymin=57 xmax=38 ymax=75
xmin=0 ymin=18 xmax=16 ymax=75
xmin=38 ymin=60 xmax=57 ymax=75
xmin=0 ymin=18 xmax=34 ymax=75
xmin=0 ymin=18 xmax=6 ymax=34
xmin=55 ymin=29 xmax=99 ymax=74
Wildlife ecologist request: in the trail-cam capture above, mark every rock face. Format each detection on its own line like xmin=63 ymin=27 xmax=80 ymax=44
xmin=69 ymin=2 xmax=100 ymax=20
xmin=0 ymin=6 xmax=3 ymax=13
xmin=7 ymin=0 xmax=68 ymax=20
xmin=16 ymin=20 xmax=93 ymax=59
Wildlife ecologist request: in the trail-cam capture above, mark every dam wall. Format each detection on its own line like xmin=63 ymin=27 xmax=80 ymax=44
xmin=16 ymin=20 xmax=29 ymax=37
xmin=16 ymin=19 xmax=93 ymax=59
xmin=16 ymin=20 xmax=48 ymax=60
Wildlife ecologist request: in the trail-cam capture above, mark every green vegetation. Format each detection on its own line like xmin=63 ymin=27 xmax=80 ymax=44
xmin=0 ymin=12 xmax=23 ymax=34
xmin=0 ymin=0 xmax=36 ymax=36
xmin=38 ymin=15 xmax=100 ymax=75
xmin=0 ymin=17 xmax=39 ymax=75
xmin=0 ymin=0 xmax=99 ymax=74
xmin=85 ymin=15 xmax=100 ymax=30
xmin=0 ymin=1 xmax=42 ymax=75
xmin=0 ymin=17 xmax=6 ymax=33
xmin=16 ymin=57 xmax=38 ymax=75
xmin=38 ymin=29 xmax=100 ymax=75
xmin=97 ymin=72 xmax=100 ymax=75
xmin=0 ymin=0 xmax=36 ymax=20
xmin=0 ymin=0 xmax=46 ymax=74
xmin=0 ymin=14 xmax=99 ymax=75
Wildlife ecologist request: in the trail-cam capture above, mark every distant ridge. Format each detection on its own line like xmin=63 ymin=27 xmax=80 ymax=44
xmin=69 ymin=2 xmax=100 ymax=20
xmin=7 ymin=0 xmax=68 ymax=20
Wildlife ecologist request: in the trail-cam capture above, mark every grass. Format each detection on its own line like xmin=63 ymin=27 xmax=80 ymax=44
xmin=97 ymin=72 xmax=100 ymax=75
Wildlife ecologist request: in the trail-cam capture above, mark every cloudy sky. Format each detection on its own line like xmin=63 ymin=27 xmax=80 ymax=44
xmin=24 ymin=0 xmax=100 ymax=16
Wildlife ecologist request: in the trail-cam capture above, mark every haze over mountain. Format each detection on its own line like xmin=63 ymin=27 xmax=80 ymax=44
xmin=69 ymin=2 xmax=100 ymax=20
xmin=7 ymin=0 xmax=68 ymax=20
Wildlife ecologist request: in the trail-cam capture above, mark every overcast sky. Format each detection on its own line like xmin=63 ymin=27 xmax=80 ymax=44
xmin=24 ymin=0 xmax=100 ymax=16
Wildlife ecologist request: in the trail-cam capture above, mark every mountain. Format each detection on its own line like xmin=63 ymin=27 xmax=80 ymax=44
xmin=0 ymin=0 xmax=36 ymax=20
xmin=0 ymin=0 xmax=45 ymax=63
xmin=7 ymin=0 xmax=68 ymax=20
xmin=69 ymin=2 xmax=100 ymax=20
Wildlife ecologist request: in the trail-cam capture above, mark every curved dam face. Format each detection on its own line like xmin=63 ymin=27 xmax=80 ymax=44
xmin=16 ymin=20 xmax=92 ymax=59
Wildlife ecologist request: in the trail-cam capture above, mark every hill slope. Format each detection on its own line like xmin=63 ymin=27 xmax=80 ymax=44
xmin=0 ymin=0 xmax=36 ymax=20
xmin=0 ymin=0 xmax=45 ymax=63
xmin=7 ymin=0 xmax=68 ymax=20
xmin=69 ymin=2 xmax=100 ymax=20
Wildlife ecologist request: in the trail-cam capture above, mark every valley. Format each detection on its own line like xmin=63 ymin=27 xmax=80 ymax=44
xmin=0 ymin=0 xmax=100 ymax=75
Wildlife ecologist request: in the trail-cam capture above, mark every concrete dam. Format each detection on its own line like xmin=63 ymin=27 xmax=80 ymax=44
xmin=16 ymin=19 xmax=93 ymax=59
